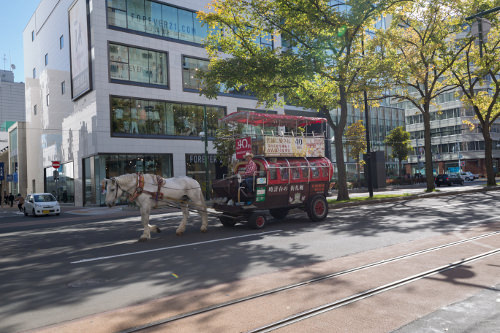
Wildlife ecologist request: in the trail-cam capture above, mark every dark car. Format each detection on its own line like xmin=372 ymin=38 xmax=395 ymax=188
xmin=435 ymin=173 xmax=464 ymax=186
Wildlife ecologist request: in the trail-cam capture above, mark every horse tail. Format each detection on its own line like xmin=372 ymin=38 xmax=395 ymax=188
xmin=197 ymin=182 xmax=207 ymax=209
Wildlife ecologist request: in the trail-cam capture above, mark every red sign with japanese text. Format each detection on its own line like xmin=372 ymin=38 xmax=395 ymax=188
xmin=235 ymin=137 xmax=252 ymax=159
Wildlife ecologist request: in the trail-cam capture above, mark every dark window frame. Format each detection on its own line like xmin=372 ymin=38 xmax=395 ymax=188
xmin=109 ymin=94 xmax=226 ymax=140
xmin=107 ymin=41 xmax=170 ymax=89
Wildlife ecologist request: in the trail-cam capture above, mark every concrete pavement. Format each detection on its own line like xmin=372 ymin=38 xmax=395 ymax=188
xmin=1 ymin=180 xmax=498 ymax=217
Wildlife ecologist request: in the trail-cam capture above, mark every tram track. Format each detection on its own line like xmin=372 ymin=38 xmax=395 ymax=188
xmin=118 ymin=231 xmax=500 ymax=333
xmin=248 ymin=248 xmax=500 ymax=333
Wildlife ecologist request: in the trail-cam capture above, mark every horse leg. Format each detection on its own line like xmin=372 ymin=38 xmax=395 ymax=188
xmin=138 ymin=202 xmax=161 ymax=241
xmin=200 ymin=207 xmax=208 ymax=233
xmin=198 ymin=190 xmax=208 ymax=233
xmin=176 ymin=203 xmax=189 ymax=236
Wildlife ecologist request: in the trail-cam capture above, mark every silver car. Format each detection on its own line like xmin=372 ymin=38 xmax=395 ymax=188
xmin=24 ymin=193 xmax=61 ymax=216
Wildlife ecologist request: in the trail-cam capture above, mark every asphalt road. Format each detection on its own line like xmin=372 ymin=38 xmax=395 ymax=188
xmin=0 ymin=183 xmax=498 ymax=332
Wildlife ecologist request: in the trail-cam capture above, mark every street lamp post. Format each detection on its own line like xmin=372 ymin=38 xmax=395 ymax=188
xmin=361 ymin=33 xmax=373 ymax=198
xmin=203 ymin=105 xmax=210 ymax=200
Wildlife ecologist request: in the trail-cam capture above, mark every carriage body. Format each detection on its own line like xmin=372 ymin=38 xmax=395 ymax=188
xmin=211 ymin=111 xmax=333 ymax=229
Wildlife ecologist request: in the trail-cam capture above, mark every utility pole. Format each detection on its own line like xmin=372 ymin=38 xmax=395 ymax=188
xmin=362 ymin=33 xmax=373 ymax=198
xmin=203 ymin=105 xmax=210 ymax=200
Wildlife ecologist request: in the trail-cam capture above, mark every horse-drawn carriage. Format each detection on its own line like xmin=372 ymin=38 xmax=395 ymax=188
xmin=212 ymin=111 xmax=334 ymax=229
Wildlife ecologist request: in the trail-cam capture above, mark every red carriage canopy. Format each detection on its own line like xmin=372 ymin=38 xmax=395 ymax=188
xmin=221 ymin=111 xmax=327 ymax=128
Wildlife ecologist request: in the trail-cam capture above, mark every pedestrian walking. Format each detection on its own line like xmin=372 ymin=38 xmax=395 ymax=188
xmin=15 ymin=194 xmax=25 ymax=212
xmin=8 ymin=193 xmax=14 ymax=207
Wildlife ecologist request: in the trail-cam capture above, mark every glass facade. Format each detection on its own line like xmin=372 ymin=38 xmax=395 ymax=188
xmin=106 ymin=0 xmax=208 ymax=44
xmin=106 ymin=0 xmax=271 ymax=48
xmin=83 ymin=153 xmax=173 ymax=205
xmin=186 ymin=154 xmax=227 ymax=198
xmin=329 ymin=105 xmax=406 ymax=179
xmin=8 ymin=128 xmax=19 ymax=194
xmin=109 ymin=42 xmax=168 ymax=87
xmin=45 ymin=162 xmax=75 ymax=203
xmin=110 ymin=96 xmax=225 ymax=138
xmin=182 ymin=56 xmax=208 ymax=91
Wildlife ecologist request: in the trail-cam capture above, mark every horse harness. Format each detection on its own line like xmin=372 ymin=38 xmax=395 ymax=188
xmin=128 ymin=173 xmax=165 ymax=206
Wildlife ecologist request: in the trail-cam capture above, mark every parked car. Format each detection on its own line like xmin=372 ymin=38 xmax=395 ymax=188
xmin=24 ymin=193 xmax=61 ymax=216
xmin=435 ymin=173 xmax=464 ymax=186
xmin=458 ymin=171 xmax=479 ymax=181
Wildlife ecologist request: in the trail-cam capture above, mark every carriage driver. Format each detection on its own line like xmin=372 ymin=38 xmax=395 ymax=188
xmin=243 ymin=152 xmax=257 ymax=194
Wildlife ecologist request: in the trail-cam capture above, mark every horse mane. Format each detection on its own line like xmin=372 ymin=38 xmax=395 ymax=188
xmin=114 ymin=173 xmax=137 ymax=193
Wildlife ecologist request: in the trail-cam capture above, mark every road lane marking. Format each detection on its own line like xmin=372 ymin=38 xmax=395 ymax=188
xmin=70 ymin=230 xmax=283 ymax=264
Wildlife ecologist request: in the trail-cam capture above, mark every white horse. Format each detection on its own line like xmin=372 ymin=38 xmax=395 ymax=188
xmin=102 ymin=173 xmax=208 ymax=241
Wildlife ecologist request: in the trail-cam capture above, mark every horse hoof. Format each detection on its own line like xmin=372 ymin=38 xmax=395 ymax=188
xmin=176 ymin=231 xmax=184 ymax=236
xmin=138 ymin=237 xmax=148 ymax=242
xmin=156 ymin=227 xmax=161 ymax=233
xmin=201 ymin=228 xmax=207 ymax=233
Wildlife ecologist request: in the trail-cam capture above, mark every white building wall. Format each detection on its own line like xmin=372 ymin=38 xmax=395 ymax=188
xmin=24 ymin=0 xmax=279 ymax=205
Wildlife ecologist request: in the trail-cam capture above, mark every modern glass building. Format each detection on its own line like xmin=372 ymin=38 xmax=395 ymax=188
xmin=23 ymin=0 xmax=278 ymax=205
xmin=399 ymin=90 xmax=500 ymax=176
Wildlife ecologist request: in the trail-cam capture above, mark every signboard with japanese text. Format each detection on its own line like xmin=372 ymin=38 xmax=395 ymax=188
xmin=235 ymin=137 xmax=252 ymax=159
xmin=264 ymin=136 xmax=325 ymax=157
xmin=0 ymin=162 xmax=4 ymax=181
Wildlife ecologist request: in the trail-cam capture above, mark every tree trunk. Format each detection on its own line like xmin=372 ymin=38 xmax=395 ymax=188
xmin=335 ymin=87 xmax=349 ymax=201
xmin=422 ymin=108 xmax=435 ymax=192
xmin=482 ymin=124 xmax=497 ymax=186
xmin=334 ymin=127 xmax=349 ymax=200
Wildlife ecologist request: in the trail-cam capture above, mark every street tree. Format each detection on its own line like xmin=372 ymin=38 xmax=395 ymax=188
xmin=198 ymin=0 xmax=405 ymax=201
xmin=345 ymin=120 xmax=367 ymax=182
xmin=384 ymin=126 xmax=412 ymax=176
xmin=377 ymin=0 xmax=472 ymax=191
xmin=449 ymin=0 xmax=500 ymax=186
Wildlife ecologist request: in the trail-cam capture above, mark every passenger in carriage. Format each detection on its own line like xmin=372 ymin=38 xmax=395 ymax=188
xmin=243 ymin=152 xmax=257 ymax=194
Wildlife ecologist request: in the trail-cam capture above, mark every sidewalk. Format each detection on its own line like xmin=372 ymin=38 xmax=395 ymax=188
xmin=2 ymin=180 xmax=498 ymax=216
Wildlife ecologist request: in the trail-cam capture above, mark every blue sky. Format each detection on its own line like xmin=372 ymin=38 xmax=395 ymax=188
xmin=0 ymin=1 xmax=41 ymax=82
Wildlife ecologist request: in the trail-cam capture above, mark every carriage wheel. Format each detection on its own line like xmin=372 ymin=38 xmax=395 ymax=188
xmin=307 ymin=195 xmax=328 ymax=222
xmin=269 ymin=208 xmax=288 ymax=220
xmin=219 ymin=215 xmax=236 ymax=227
xmin=248 ymin=213 xmax=266 ymax=229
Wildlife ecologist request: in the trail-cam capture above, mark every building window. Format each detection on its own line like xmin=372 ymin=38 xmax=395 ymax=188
xmin=106 ymin=0 xmax=209 ymax=45
xmin=60 ymin=35 xmax=64 ymax=49
xmin=182 ymin=56 xmax=208 ymax=91
xmin=182 ymin=56 xmax=254 ymax=97
xmin=33 ymin=105 xmax=37 ymax=115
xmin=45 ymin=53 xmax=48 ymax=66
xmin=33 ymin=68 xmax=36 ymax=78
xmin=108 ymin=43 xmax=168 ymax=87
xmin=61 ymin=81 xmax=66 ymax=95
xmin=32 ymin=30 xmax=34 ymax=41
xmin=110 ymin=96 xmax=225 ymax=138
xmin=46 ymin=94 xmax=50 ymax=106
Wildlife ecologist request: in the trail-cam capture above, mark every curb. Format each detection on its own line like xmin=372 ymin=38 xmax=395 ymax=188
xmin=328 ymin=186 xmax=500 ymax=209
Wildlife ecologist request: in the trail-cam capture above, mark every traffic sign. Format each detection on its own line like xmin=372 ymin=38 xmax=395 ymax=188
xmin=52 ymin=161 xmax=60 ymax=169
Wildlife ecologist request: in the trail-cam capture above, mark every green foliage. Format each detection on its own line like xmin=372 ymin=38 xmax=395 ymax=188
xmin=211 ymin=123 xmax=244 ymax=169
xmin=384 ymin=126 xmax=411 ymax=162
xmin=376 ymin=0 xmax=472 ymax=189
xmin=448 ymin=0 xmax=500 ymax=185
xmin=198 ymin=0 xmax=405 ymax=200
xmin=345 ymin=120 xmax=367 ymax=163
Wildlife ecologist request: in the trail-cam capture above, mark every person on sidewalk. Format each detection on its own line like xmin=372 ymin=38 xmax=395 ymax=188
xmin=8 ymin=193 xmax=14 ymax=207
xmin=15 ymin=194 xmax=25 ymax=212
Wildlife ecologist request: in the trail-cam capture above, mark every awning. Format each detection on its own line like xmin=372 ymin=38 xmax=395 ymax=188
xmin=221 ymin=111 xmax=327 ymax=127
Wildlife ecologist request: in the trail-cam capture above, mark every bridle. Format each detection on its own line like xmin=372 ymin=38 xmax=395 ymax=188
xmin=102 ymin=177 xmax=122 ymax=202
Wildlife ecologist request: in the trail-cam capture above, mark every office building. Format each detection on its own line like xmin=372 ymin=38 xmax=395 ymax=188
xmin=24 ymin=0 xmax=278 ymax=205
